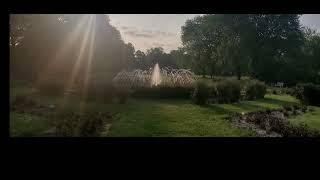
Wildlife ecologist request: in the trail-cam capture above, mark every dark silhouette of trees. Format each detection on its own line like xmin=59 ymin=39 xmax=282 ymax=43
xmin=10 ymin=14 xmax=135 ymax=86
xmin=10 ymin=14 xmax=320 ymax=87
xmin=181 ymin=14 xmax=309 ymax=84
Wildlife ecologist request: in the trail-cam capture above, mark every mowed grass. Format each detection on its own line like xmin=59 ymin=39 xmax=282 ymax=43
xmin=106 ymin=94 xmax=297 ymax=137
xmin=10 ymin=112 xmax=54 ymax=137
xmin=10 ymin=82 xmax=320 ymax=137
xmin=289 ymin=106 xmax=320 ymax=130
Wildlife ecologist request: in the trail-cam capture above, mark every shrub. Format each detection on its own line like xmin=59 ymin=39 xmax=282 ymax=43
xmin=192 ymin=80 xmax=210 ymax=105
xmin=293 ymin=85 xmax=304 ymax=100
xmin=132 ymin=87 xmax=192 ymax=99
xmin=281 ymin=123 xmax=320 ymax=137
xmin=295 ymin=83 xmax=320 ymax=106
xmin=215 ymin=80 xmax=241 ymax=103
xmin=282 ymin=104 xmax=293 ymax=112
xmin=266 ymin=89 xmax=272 ymax=94
xmin=229 ymin=109 xmax=320 ymax=137
xmin=272 ymin=89 xmax=278 ymax=95
xmin=245 ymin=80 xmax=266 ymax=100
xmin=55 ymin=111 xmax=111 ymax=137
xmin=78 ymin=112 xmax=109 ymax=136
xmin=283 ymin=88 xmax=295 ymax=95
xmin=293 ymin=104 xmax=302 ymax=111
xmin=55 ymin=111 xmax=80 ymax=136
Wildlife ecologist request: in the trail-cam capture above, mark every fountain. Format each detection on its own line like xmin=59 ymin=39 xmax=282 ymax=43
xmin=112 ymin=63 xmax=197 ymax=89
xmin=151 ymin=63 xmax=161 ymax=87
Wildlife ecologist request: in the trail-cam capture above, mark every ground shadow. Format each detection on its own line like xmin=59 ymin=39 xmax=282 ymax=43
xmin=255 ymin=97 xmax=297 ymax=106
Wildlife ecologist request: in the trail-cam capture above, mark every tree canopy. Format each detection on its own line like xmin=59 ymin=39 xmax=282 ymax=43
xmin=10 ymin=14 xmax=320 ymax=86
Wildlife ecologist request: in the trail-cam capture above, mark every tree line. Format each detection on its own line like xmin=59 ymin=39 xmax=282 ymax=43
xmin=10 ymin=14 xmax=320 ymax=86
xmin=180 ymin=14 xmax=320 ymax=85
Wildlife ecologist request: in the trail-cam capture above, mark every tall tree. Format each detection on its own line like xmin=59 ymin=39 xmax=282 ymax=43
xmin=181 ymin=16 xmax=208 ymax=77
xmin=133 ymin=50 xmax=147 ymax=69
xmin=10 ymin=14 xmax=131 ymax=85
xmin=248 ymin=14 xmax=304 ymax=83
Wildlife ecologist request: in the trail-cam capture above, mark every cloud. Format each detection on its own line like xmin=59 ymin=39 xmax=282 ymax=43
xmin=124 ymin=31 xmax=154 ymax=38
xmin=152 ymin=42 xmax=166 ymax=47
xmin=120 ymin=26 xmax=137 ymax=30
xmin=121 ymin=26 xmax=175 ymax=38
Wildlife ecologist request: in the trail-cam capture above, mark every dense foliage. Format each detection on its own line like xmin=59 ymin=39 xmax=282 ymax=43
xmin=10 ymin=14 xmax=135 ymax=95
xmin=214 ymin=80 xmax=241 ymax=103
xmin=55 ymin=111 xmax=111 ymax=137
xmin=10 ymin=14 xmax=320 ymax=101
xmin=245 ymin=80 xmax=267 ymax=100
xmin=192 ymin=80 xmax=210 ymax=105
xmin=181 ymin=14 xmax=320 ymax=84
xmin=294 ymin=83 xmax=320 ymax=106
xmin=132 ymin=87 xmax=192 ymax=99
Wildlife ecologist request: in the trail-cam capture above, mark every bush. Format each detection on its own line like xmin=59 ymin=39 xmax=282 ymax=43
xmin=272 ymin=89 xmax=278 ymax=95
xmin=55 ymin=111 xmax=111 ymax=137
xmin=215 ymin=80 xmax=241 ymax=103
xmin=281 ymin=123 xmax=320 ymax=137
xmin=229 ymin=109 xmax=320 ymax=137
xmin=293 ymin=85 xmax=304 ymax=100
xmin=132 ymin=87 xmax=193 ymax=99
xmin=192 ymin=80 xmax=210 ymax=105
xmin=295 ymin=83 xmax=320 ymax=106
xmin=283 ymin=88 xmax=295 ymax=95
xmin=78 ymin=112 xmax=109 ymax=136
xmin=245 ymin=80 xmax=266 ymax=100
xmin=55 ymin=111 xmax=80 ymax=137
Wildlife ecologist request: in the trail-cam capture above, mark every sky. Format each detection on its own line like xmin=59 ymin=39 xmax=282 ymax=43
xmin=109 ymin=14 xmax=320 ymax=53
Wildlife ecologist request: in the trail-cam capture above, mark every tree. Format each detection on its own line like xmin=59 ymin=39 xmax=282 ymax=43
xmin=10 ymin=14 xmax=132 ymax=84
xmin=300 ymin=28 xmax=320 ymax=84
xmin=122 ymin=43 xmax=135 ymax=70
xmin=133 ymin=50 xmax=147 ymax=69
xmin=170 ymin=47 xmax=192 ymax=69
xmin=181 ymin=14 xmax=305 ymax=82
xmin=248 ymin=14 xmax=304 ymax=83
xmin=144 ymin=47 xmax=178 ymax=69
xmin=181 ymin=15 xmax=239 ymax=79
xmin=217 ymin=14 xmax=255 ymax=80
xmin=181 ymin=15 xmax=209 ymax=77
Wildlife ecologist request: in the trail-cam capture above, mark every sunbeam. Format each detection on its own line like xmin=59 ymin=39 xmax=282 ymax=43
xmin=35 ymin=15 xmax=90 ymax=84
xmin=79 ymin=15 xmax=97 ymax=111
xmin=60 ymin=15 xmax=95 ymax=107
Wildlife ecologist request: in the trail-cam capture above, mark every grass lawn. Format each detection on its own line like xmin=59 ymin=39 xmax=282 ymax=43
xmin=288 ymin=106 xmax=320 ymax=130
xmin=9 ymin=79 xmax=320 ymax=137
xmin=12 ymin=80 xmax=318 ymax=136
xmin=10 ymin=112 xmax=54 ymax=137
xmin=106 ymin=94 xmax=298 ymax=137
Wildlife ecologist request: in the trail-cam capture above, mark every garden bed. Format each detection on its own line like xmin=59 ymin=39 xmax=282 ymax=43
xmin=227 ymin=105 xmax=320 ymax=137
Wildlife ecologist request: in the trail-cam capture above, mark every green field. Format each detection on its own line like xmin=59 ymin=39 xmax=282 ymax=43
xmin=10 ymin=83 xmax=320 ymax=137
